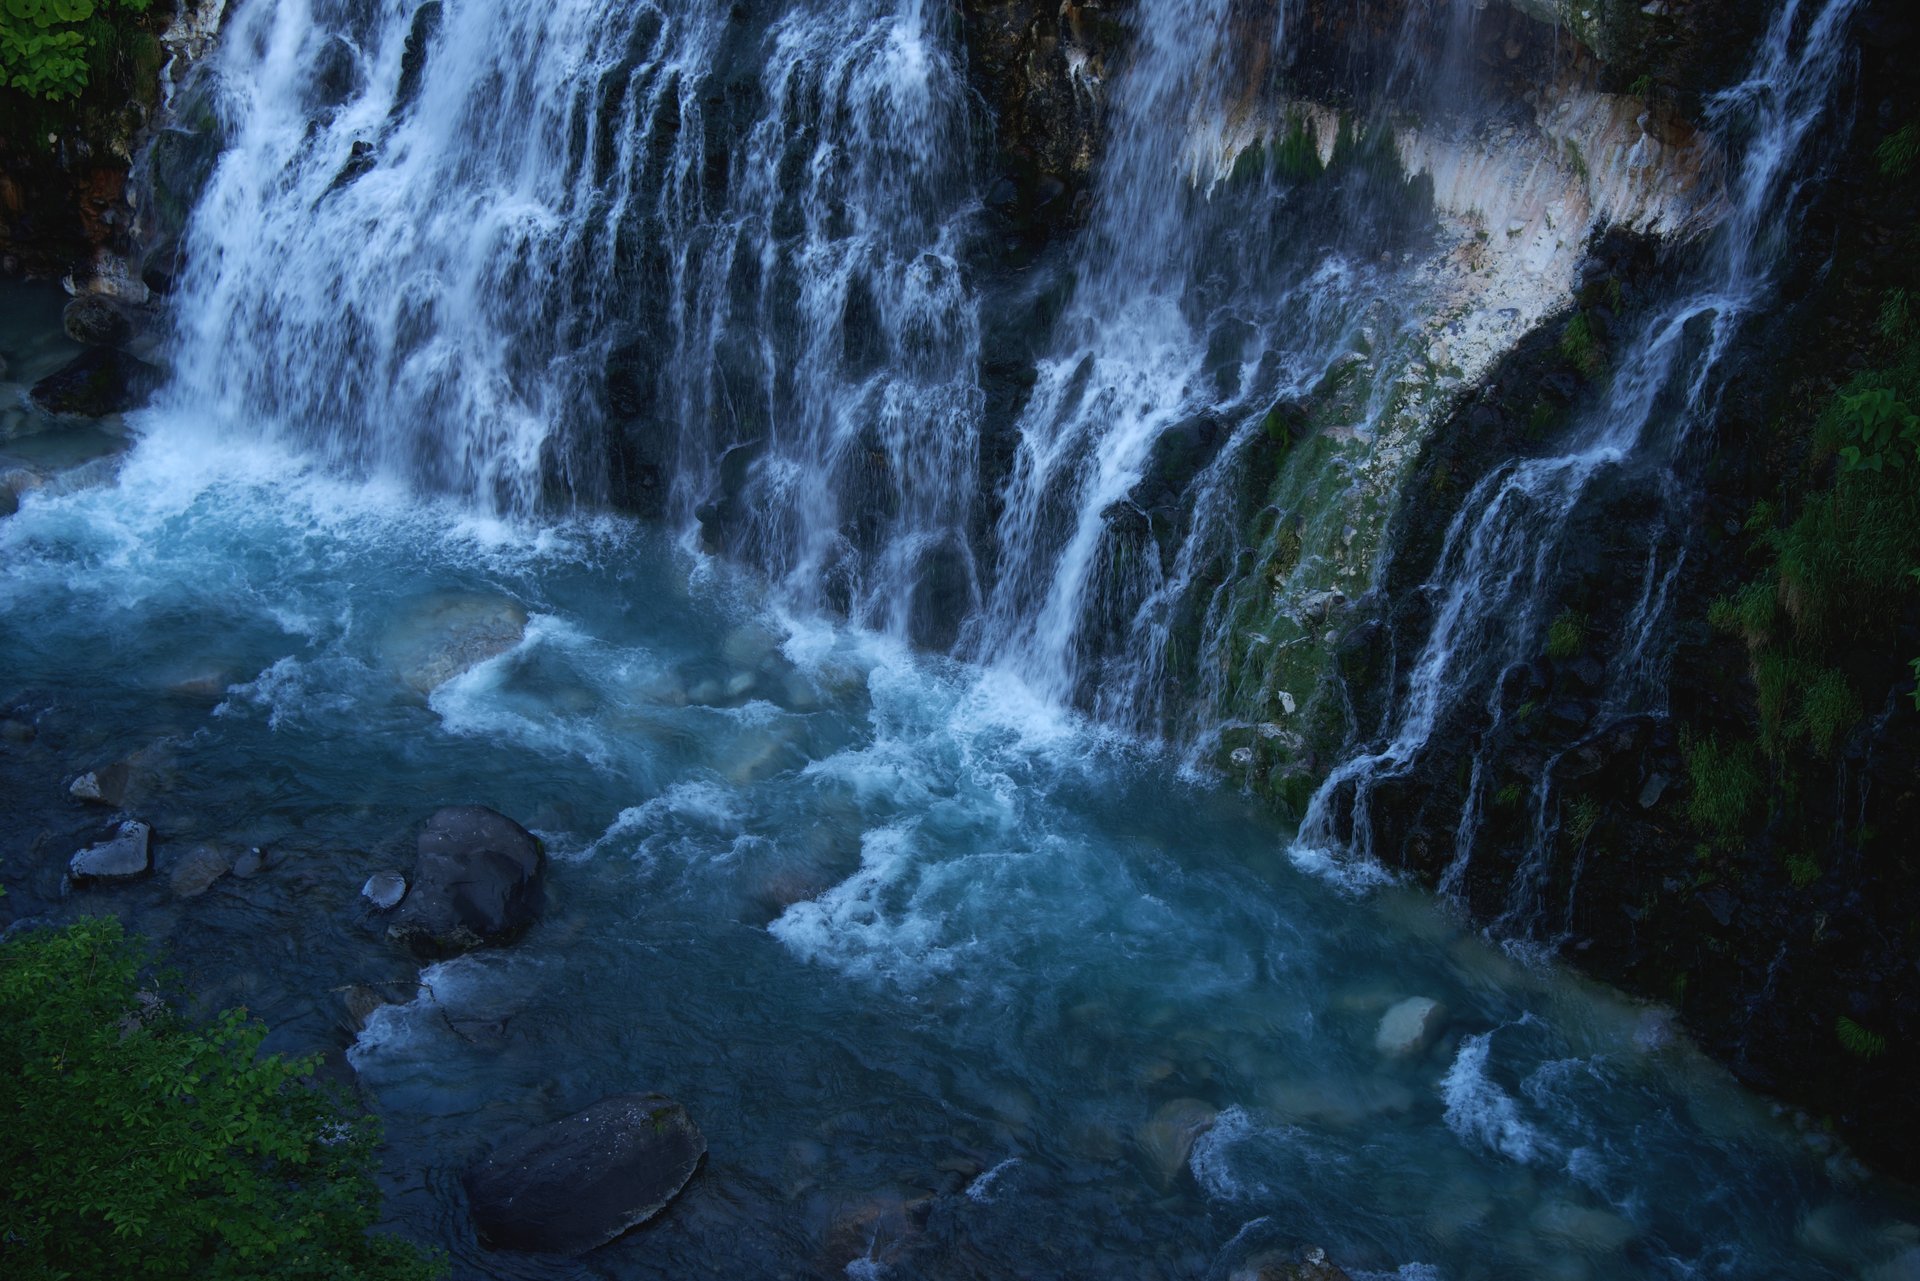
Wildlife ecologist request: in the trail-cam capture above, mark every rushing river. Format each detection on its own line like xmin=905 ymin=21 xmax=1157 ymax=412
xmin=5 ymin=278 xmax=1920 ymax=1279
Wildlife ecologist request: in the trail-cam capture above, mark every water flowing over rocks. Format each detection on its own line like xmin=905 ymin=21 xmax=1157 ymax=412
xmin=465 ymin=1093 xmax=706 ymax=1256
xmin=387 ymin=806 xmax=544 ymax=956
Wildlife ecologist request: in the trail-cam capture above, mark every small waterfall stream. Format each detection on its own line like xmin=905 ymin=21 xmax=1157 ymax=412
xmin=1294 ymin=0 xmax=1865 ymax=933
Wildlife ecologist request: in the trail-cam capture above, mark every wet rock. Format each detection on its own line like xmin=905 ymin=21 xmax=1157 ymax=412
xmin=70 ymin=821 xmax=152 ymax=882
xmin=388 ymin=805 xmax=543 ymax=956
xmin=63 ymin=294 xmax=133 ymax=346
xmin=362 ymin=871 xmax=406 ymax=911
xmin=1135 ymin=1097 xmax=1217 ymax=1187
xmin=0 ymin=718 xmax=35 ymax=744
xmin=168 ymin=843 xmax=235 ymax=897
xmin=29 ymin=347 xmax=161 ymax=417
xmin=466 ymin=1093 xmax=705 ymax=1256
xmin=1230 ymin=1247 xmax=1352 ymax=1281
xmin=231 ymin=845 xmax=269 ymax=878
xmin=1374 ymin=996 xmax=1448 ymax=1058
xmin=381 ymin=591 xmax=528 ymax=694
xmin=1637 ymin=771 xmax=1669 ymax=808
xmin=69 ymin=761 xmax=133 ymax=806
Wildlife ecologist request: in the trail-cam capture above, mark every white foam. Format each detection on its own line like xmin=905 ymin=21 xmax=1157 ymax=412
xmin=964 ymin=1157 xmax=1022 ymax=1204
xmin=1441 ymin=1031 xmax=1542 ymax=1164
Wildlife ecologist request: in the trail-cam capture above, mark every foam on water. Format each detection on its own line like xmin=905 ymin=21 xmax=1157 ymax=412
xmin=1442 ymin=1029 xmax=1545 ymax=1165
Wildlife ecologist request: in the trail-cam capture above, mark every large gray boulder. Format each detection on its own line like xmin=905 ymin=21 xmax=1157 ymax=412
xmin=70 ymin=821 xmax=153 ymax=882
xmin=387 ymin=806 xmax=543 ymax=956
xmin=466 ymin=1093 xmax=706 ymax=1255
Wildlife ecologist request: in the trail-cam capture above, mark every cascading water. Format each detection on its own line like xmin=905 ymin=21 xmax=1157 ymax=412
xmin=11 ymin=0 xmax=1920 ymax=1275
xmin=1294 ymin=0 xmax=1865 ymax=931
xmin=169 ymin=0 xmax=983 ymax=639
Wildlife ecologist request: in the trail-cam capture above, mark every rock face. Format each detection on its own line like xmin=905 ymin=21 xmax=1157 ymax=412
xmin=388 ymin=806 xmax=543 ymax=956
xmin=29 ymin=347 xmax=161 ymax=417
xmin=70 ymin=821 xmax=153 ymax=882
xmin=1374 ymin=996 xmax=1447 ymax=1058
xmin=466 ymin=1093 xmax=706 ymax=1256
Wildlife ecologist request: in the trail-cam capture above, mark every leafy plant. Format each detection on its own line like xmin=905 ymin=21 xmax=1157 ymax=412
xmin=0 ymin=917 xmax=444 ymax=1280
xmin=0 ymin=0 xmax=150 ymax=101
xmin=1564 ymin=794 xmax=1601 ymax=844
xmin=1837 ymin=1015 xmax=1888 ymax=1061
xmin=1877 ymin=122 xmax=1920 ymax=181
xmin=1834 ymin=386 xmax=1920 ymax=473
xmin=1707 ymin=579 xmax=1776 ymax=650
xmin=1795 ymin=666 xmax=1860 ymax=756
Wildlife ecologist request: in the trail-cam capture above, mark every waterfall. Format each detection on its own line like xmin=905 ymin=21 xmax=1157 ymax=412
xmin=167 ymin=0 xmax=982 ymax=638
xmin=1295 ymin=0 xmax=1864 ymax=925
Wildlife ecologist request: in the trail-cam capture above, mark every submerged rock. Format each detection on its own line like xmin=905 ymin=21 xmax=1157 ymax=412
xmin=29 ymin=347 xmax=161 ymax=417
xmin=466 ymin=1093 xmax=705 ymax=1256
xmin=168 ymin=843 xmax=235 ymax=897
xmin=388 ymin=805 xmax=543 ymax=956
xmin=1135 ymin=1097 xmax=1217 ymax=1187
xmin=380 ymin=591 xmax=528 ymax=694
xmin=1374 ymin=996 xmax=1448 ymax=1058
xmin=70 ymin=821 xmax=152 ymax=882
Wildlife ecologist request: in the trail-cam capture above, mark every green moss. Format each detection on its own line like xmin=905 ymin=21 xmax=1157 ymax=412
xmin=1683 ymin=733 xmax=1762 ymax=842
xmin=1545 ymin=608 xmax=1588 ymax=660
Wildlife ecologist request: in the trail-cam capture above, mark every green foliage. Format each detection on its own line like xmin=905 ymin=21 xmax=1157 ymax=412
xmin=1559 ymin=311 xmax=1604 ymax=379
xmin=1877 ymin=122 xmax=1920 ymax=181
xmin=0 ymin=918 xmax=444 ymax=1281
xmin=1494 ymin=782 xmax=1524 ymax=811
xmin=1562 ymin=136 xmax=1590 ymax=184
xmin=1833 ymin=386 xmax=1920 ymax=473
xmin=1836 ymin=1015 xmax=1888 ymax=1061
xmin=1545 ymin=607 xmax=1587 ymax=660
xmin=1797 ymin=666 xmax=1861 ymax=756
xmin=1683 ymin=733 xmax=1762 ymax=842
xmin=1784 ymin=852 xmax=1821 ymax=888
xmin=0 ymin=0 xmax=149 ymax=101
xmin=1707 ymin=579 xmax=1776 ymax=649
xmin=1564 ymin=794 xmax=1601 ymax=844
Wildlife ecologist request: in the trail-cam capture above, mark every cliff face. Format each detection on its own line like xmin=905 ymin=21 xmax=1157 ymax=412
xmin=958 ymin=0 xmax=1920 ymax=1177
xmin=1281 ymin=0 xmax=1920 ymax=1177
xmin=0 ymin=0 xmax=224 ymax=294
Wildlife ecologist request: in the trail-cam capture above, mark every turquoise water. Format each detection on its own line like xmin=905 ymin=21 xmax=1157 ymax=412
xmin=4 ymin=289 xmax=1919 ymax=1279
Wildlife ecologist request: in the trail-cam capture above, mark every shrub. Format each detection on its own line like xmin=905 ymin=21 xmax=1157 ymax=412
xmin=0 ymin=0 xmax=152 ymax=102
xmin=1707 ymin=579 xmax=1776 ymax=650
xmin=1683 ymin=733 xmax=1762 ymax=841
xmin=1784 ymin=853 xmax=1821 ymax=888
xmin=0 ymin=917 xmax=444 ymax=1281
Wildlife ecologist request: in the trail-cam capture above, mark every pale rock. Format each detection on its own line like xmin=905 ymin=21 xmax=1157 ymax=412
xmin=362 ymin=871 xmax=407 ymax=910
xmin=70 ymin=821 xmax=153 ymax=882
xmin=1374 ymin=996 xmax=1448 ymax=1057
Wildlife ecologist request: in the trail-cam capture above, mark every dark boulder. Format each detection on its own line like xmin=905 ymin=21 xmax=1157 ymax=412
xmin=30 ymin=347 xmax=161 ymax=416
xmin=466 ymin=1093 xmax=706 ymax=1256
xmin=388 ymin=805 xmax=543 ymax=956
xmin=62 ymin=294 xmax=133 ymax=346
